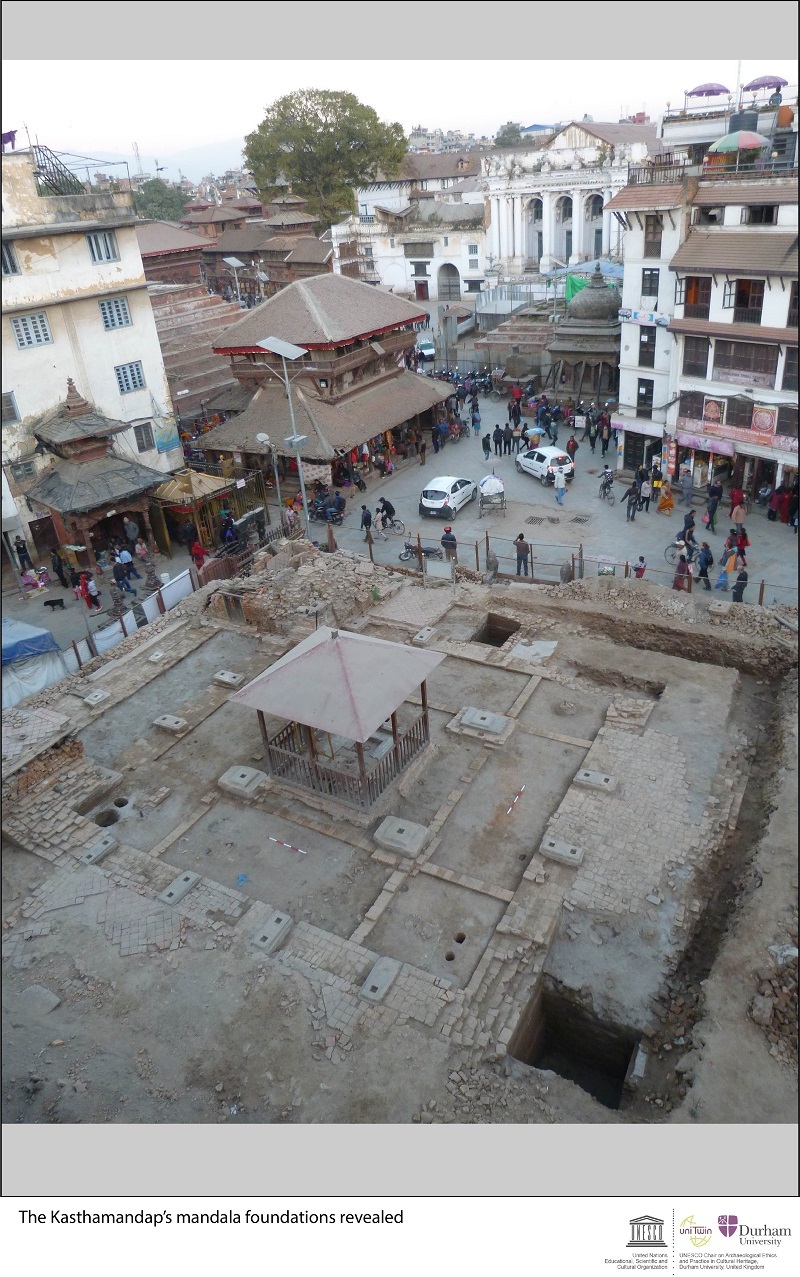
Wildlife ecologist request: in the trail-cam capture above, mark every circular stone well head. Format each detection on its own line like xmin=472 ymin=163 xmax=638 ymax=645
xmin=95 ymin=810 xmax=120 ymax=827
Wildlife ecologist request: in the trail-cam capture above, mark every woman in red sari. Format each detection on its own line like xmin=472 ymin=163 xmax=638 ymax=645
xmin=728 ymin=485 xmax=744 ymax=520
xmin=190 ymin=540 xmax=209 ymax=569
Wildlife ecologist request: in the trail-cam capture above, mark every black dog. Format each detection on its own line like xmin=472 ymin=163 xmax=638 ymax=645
xmin=43 ymin=597 xmax=65 ymax=611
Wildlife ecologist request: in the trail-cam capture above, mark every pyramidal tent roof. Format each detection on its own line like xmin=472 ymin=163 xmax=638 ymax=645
xmin=230 ymin=626 xmax=444 ymax=743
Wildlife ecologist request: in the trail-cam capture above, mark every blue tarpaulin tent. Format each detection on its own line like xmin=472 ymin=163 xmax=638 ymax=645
xmin=2 ymin=617 xmax=68 ymax=709
xmin=545 ymin=258 xmax=624 ymax=278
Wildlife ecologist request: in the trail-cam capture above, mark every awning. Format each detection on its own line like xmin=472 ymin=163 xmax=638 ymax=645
xmin=231 ymin=626 xmax=444 ymax=743
xmin=667 ymin=317 xmax=797 ymax=345
xmin=153 ymin=470 xmax=235 ymax=505
xmin=669 ymin=232 xmax=798 ymax=276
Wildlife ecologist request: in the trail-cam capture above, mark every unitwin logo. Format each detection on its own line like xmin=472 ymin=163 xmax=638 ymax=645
xmin=679 ymin=1216 xmax=713 ymax=1249
xmin=718 ymin=1215 xmax=791 ymax=1248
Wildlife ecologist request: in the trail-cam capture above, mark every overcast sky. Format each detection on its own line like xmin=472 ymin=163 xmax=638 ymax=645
xmin=3 ymin=58 xmax=797 ymax=178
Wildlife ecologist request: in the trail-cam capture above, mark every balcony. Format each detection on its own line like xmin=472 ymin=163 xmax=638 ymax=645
xmin=733 ymin=306 xmax=764 ymax=324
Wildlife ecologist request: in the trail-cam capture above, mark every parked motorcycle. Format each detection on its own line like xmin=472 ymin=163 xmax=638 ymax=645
xmin=398 ymin=541 xmax=443 ymax=562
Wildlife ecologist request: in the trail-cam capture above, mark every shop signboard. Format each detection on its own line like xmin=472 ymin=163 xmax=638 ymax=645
xmin=618 ymin=309 xmax=670 ymax=327
xmin=666 ymin=437 xmax=677 ymax=474
xmin=677 ymin=414 xmax=775 ymax=448
xmin=612 ymin=416 xmax=664 ymax=439
xmin=676 ymin=431 xmax=735 ymax=456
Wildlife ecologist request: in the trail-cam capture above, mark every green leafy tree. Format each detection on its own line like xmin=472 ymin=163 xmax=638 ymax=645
xmin=134 ymin=179 xmax=187 ymax=221
xmin=244 ymin=89 xmax=406 ymax=227
xmin=494 ymin=122 xmax=523 ymax=148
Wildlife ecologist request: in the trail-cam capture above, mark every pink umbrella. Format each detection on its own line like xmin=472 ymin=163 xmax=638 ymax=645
xmin=686 ymin=83 xmax=730 ymax=97
xmin=742 ymin=74 xmax=788 ymax=91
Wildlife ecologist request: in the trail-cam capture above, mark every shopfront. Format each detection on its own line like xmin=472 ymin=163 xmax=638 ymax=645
xmin=613 ymin=417 xmax=664 ymax=473
xmin=675 ymin=431 xmax=735 ymax=489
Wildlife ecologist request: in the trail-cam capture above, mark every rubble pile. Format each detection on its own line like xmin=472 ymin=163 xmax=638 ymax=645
xmin=750 ymin=912 xmax=799 ymax=1067
xmin=3 ymin=737 xmax=85 ymax=801
xmin=207 ymin=542 xmax=405 ymax=632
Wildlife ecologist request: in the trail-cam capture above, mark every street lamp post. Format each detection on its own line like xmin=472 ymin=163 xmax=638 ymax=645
xmin=256 ymin=337 xmax=311 ymax=537
xmin=255 ymin=431 xmax=282 ymax=523
xmin=223 ymin=255 xmax=245 ymax=304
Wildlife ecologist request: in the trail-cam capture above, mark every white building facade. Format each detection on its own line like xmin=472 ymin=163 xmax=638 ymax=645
xmin=609 ymin=167 xmax=798 ymax=492
xmin=483 ymin=122 xmax=663 ymax=276
xmin=2 ymin=147 xmax=182 ymax=544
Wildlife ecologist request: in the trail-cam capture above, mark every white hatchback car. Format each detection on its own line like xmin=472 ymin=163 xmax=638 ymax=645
xmin=416 ymin=339 xmax=436 ymax=361
xmin=419 ymin=475 xmax=478 ymax=519
xmin=516 ymin=445 xmax=575 ymax=486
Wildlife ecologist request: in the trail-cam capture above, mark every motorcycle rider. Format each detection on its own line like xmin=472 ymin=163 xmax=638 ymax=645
xmin=325 ymin=489 xmax=346 ymax=522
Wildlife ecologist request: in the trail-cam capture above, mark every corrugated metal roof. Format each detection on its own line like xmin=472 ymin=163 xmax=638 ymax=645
xmin=26 ymin=456 xmax=165 ymax=515
xmin=670 ymin=231 xmax=798 ymax=275
xmin=604 ymin=184 xmax=686 ymax=211
xmin=152 ymin=470 xmax=234 ymax=504
xmin=231 ymin=626 xmax=444 ymax=743
xmin=693 ymin=180 xmax=798 ymax=206
xmin=668 ymin=317 xmax=798 ymax=345
xmin=136 ymin=221 xmax=209 ymax=255
xmin=213 ymin=273 xmax=428 ymax=349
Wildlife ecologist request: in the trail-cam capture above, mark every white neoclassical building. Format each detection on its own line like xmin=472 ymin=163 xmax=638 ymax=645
xmin=482 ymin=121 xmax=663 ymax=276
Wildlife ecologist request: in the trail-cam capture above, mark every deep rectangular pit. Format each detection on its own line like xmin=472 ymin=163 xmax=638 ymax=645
xmin=509 ymin=982 xmax=639 ymax=1111
xmin=472 ymin=613 xmax=521 ymax=648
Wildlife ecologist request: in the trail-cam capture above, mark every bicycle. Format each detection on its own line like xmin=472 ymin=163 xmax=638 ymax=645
xmin=598 ymin=478 xmax=615 ymax=506
xmin=384 ymin=516 xmax=406 ymax=536
xmin=664 ymin=538 xmax=699 ymax=566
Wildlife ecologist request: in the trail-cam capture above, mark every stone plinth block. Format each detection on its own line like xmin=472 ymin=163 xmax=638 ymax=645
xmin=157 ymin=870 xmax=201 ymax=906
xmin=374 ymin=815 xmax=428 ymax=859
xmin=359 ymin=956 xmax=402 ymax=1002
xmin=213 ymin=670 xmax=245 ymax=688
xmin=539 ymin=836 xmax=585 ymax=867
xmin=462 ymin=707 xmax=510 ymax=735
xmin=708 ymin=601 xmax=733 ymax=619
xmin=574 ymin=769 xmax=618 ymax=793
xmin=251 ymin=911 xmax=293 ymax=954
xmin=153 ymin=714 xmax=188 ymax=734
xmin=80 ymin=833 xmax=118 ymax=866
xmin=411 ymin=627 xmax=437 ymax=646
xmin=147 ymin=651 xmax=167 ymax=664
xmin=84 ymin=689 xmax=110 ymax=706
xmin=217 ymin=765 xmax=269 ymax=799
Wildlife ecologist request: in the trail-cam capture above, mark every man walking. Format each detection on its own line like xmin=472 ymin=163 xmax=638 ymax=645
xmin=514 ymin=534 xmax=531 ymax=577
xmin=441 ymin=525 xmax=457 ymax=562
xmin=706 ymin=476 xmax=723 ymax=534
xmin=696 ymin=541 xmax=714 ymax=590
xmin=118 ymin=544 xmax=141 ymax=580
xmin=503 ymin=424 xmax=513 ymax=455
xmin=112 ymin=557 xmax=136 ymax=596
xmin=621 ymin=481 xmax=639 ymax=523
xmin=600 ymin=422 xmax=611 ymax=457
xmin=482 ymin=433 xmax=491 ymax=462
xmin=678 ymin=467 xmax=693 ymax=507
xmin=565 ymin=434 xmax=579 ymax=466
xmin=359 ymin=505 xmax=372 ymax=541
xmin=419 ymin=436 xmax=427 ymax=465
xmin=122 ymin=515 xmax=139 ymax=551
xmin=553 ymin=468 xmax=567 ymax=506
xmin=639 ymin=475 xmax=652 ymax=513
xmin=493 ymin=425 xmax=503 ymax=457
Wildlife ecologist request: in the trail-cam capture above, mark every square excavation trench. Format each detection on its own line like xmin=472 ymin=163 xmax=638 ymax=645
xmin=472 ymin=613 xmax=521 ymax=648
xmin=365 ymin=875 xmax=505 ymax=988
xmin=424 ymin=656 xmax=529 ymax=715
xmin=509 ymin=981 xmax=640 ymax=1111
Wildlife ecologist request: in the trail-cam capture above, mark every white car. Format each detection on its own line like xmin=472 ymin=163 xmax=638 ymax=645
xmin=419 ymin=475 xmax=478 ymax=519
xmin=416 ymin=339 xmax=436 ymax=361
xmin=516 ymin=445 xmax=575 ymax=486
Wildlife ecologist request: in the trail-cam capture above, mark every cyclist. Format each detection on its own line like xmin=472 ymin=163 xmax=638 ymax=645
xmin=600 ymin=465 xmax=614 ymax=494
xmin=378 ymin=497 xmax=396 ymax=527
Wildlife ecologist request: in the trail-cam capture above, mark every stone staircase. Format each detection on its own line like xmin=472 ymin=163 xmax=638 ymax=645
xmin=148 ymin=284 xmax=245 ymax=422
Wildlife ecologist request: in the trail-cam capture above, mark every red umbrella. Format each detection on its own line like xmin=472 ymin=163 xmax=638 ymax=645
xmin=686 ymin=82 xmax=730 ymax=97
xmin=742 ymin=74 xmax=788 ymax=91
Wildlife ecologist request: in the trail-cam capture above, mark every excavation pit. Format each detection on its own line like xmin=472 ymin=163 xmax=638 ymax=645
xmin=509 ymin=984 xmax=640 ymax=1111
xmin=94 ymin=810 xmax=120 ymax=828
xmin=472 ymin=613 xmax=521 ymax=648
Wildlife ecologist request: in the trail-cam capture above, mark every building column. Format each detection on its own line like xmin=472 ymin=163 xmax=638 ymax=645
xmin=512 ymin=196 xmax=523 ymax=267
xmin=487 ymin=197 xmax=501 ymax=260
xmin=571 ymin=191 xmax=584 ymax=263
xmin=602 ymin=188 xmax=614 ymax=255
xmin=541 ymin=191 xmax=555 ymax=265
xmin=503 ymin=197 xmax=514 ymax=267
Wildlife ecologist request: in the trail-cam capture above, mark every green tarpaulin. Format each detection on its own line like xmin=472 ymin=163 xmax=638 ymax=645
xmin=565 ymin=275 xmax=619 ymax=302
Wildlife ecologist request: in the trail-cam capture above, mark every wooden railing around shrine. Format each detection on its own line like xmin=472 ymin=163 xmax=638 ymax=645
xmin=266 ymin=711 xmax=429 ymax=810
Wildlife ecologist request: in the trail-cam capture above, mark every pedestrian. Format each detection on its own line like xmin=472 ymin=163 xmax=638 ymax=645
xmin=635 ymin=463 xmax=649 ymax=493
xmin=633 ymin=555 xmax=647 ymax=579
xmin=134 ymin=536 xmax=149 ymax=562
xmin=681 ymin=509 xmax=696 ymax=547
xmin=432 ymin=429 xmax=440 ymax=455
xmin=438 ymin=420 xmax=449 ymax=450
xmin=14 ymin=534 xmax=34 ymax=572
xmin=621 ymin=481 xmax=638 ymax=522
xmin=788 ymin=483 xmax=799 ymax=532
xmin=565 ymin=434 xmax=579 ymax=465
xmin=731 ymin=568 xmax=748 ymax=604
xmin=190 ymin=540 xmax=209 ymax=569
xmin=730 ymin=500 xmax=747 ymax=530
xmin=69 ymin=566 xmax=82 ymax=601
xmin=118 ymin=544 xmax=142 ymax=579
xmin=553 ymin=467 xmax=567 ymax=506
xmin=696 ymin=541 xmax=714 ymax=590
xmin=122 ymin=515 xmax=139 ymax=549
xmin=672 ymin=553 xmax=690 ymax=591
xmin=728 ymin=485 xmax=745 ymax=520
xmin=588 ymin=419 xmax=598 ymax=453
xmin=359 ymin=505 xmax=372 ymax=540
xmin=734 ymin=527 xmax=750 ymax=568
xmin=80 ymin=572 xmax=102 ymax=610
xmin=706 ymin=485 xmax=721 ymax=534
xmin=181 ymin=519 xmax=198 ymax=550
xmin=600 ymin=422 xmax=611 ymax=456
xmin=472 ymin=407 xmax=481 ymax=437
xmin=372 ymin=509 xmax=389 ymax=541
xmin=510 ymin=400 xmax=522 ymax=428
xmin=657 ymin=480 xmax=674 ymax=515
xmin=714 ymin=540 xmax=736 ymax=590
xmin=482 ymin=433 xmax=491 ymax=462
xmin=678 ymin=468 xmax=694 ymax=507
xmin=511 ymin=421 xmax=522 ymax=452
xmin=503 ymin=424 xmax=513 ymax=455
xmin=112 ymin=558 xmax=136 ymax=596
xmin=441 ymin=525 xmax=457 ymax=562
xmin=640 ymin=476 xmax=652 ymax=513
xmin=551 ymin=418 xmax=559 ymax=447
xmin=493 ymin=425 xmax=503 ymax=457
xmin=420 ymin=436 xmax=427 ymax=465
xmin=50 ymin=548 xmax=69 ymax=588
xmin=514 ymin=534 xmax=531 ymax=577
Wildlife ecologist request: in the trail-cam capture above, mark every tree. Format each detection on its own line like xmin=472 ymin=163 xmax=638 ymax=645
xmin=494 ymin=122 xmax=523 ymax=148
xmin=134 ymin=179 xmax=187 ymax=221
xmin=244 ymin=89 xmax=406 ymax=227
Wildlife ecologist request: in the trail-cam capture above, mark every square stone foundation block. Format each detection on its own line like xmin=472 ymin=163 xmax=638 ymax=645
xmin=374 ymin=815 xmax=428 ymax=859
xmin=359 ymin=956 xmax=402 ymax=1002
xmin=153 ymin=714 xmax=188 ymax=734
xmin=213 ymin=670 xmax=245 ymax=688
xmin=251 ymin=911 xmax=293 ymax=954
xmin=217 ymin=765 xmax=269 ymax=799
xmin=574 ymin=769 xmax=618 ymax=793
xmin=539 ymin=836 xmax=585 ymax=867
